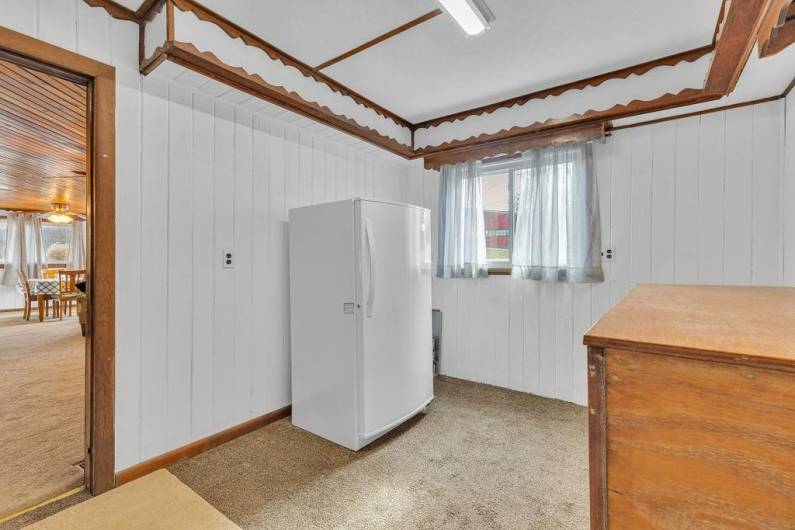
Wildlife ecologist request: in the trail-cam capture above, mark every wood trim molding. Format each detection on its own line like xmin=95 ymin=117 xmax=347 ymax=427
xmin=115 ymin=406 xmax=291 ymax=486
xmin=415 ymin=88 xmax=720 ymax=158
xmin=0 ymin=26 xmax=116 ymax=495
xmin=757 ymin=0 xmax=794 ymax=56
xmin=135 ymin=0 xmax=776 ymax=164
xmin=422 ymin=122 xmax=605 ymax=170
xmin=414 ymin=45 xmax=714 ymax=130
xmin=314 ymin=9 xmax=442 ymax=71
xmin=587 ymin=347 xmax=608 ymax=530
xmin=705 ymin=0 xmax=770 ymax=94
xmin=136 ymin=0 xmax=166 ymax=22
xmin=169 ymin=0 xmax=412 ymax=129
xmin=164 ymin=41 xmax=415 ymax=158
xmin=608 ymin=94 xmax=783 ymax=132
xmin=82 ymin=0 xmax=139 ymax=23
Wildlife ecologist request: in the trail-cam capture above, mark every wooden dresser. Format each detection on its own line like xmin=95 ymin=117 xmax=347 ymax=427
xmin=583 ymin=285 xmax=795 ymax=530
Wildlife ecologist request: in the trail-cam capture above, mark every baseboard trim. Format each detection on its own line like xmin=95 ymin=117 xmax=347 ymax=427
xmin=115 ymin=405 xmax=291 ymax=486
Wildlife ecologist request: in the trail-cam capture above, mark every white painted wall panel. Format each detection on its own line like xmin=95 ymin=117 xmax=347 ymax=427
xmin=420 ymin=100 xmax=790 ymax=406
xmin=5 ymin=2 xmax=411 ymax=471
xmin=785 ymin=93 xmax=795 ymax=285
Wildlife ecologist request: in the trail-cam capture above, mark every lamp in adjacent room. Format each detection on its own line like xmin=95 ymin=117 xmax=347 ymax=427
xmin=47 ymin=203 xmax=73 ymax=224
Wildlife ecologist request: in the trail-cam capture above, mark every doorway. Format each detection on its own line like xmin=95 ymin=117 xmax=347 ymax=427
xmin=0 ymin=27 xmax=116 ymax=519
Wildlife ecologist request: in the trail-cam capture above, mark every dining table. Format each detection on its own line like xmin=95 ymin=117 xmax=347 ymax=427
xmin=26 ymin=278 xmax=60 ymax=322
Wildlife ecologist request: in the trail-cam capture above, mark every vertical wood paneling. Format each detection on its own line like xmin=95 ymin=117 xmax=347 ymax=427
xmin=166 ymin=85 xmax=193 ymax=447
xmin=785 ymin=94 xmax=795 ymax=285
xmin=629 ymin=128 xmax=652 ymax=284
xmin=111 ymin=18 xmax=143 ymax=469
xmin=233 ymin=109 xmax=254 ymax=421
xmin=650 ymin=122 xmax=676 ymax=283
xmin=674 ymin=117 xmax=700 ymax=284
xmin=37 ymin=0 xmax=76 ymax=51
xmin=724 ymin=106 xmax=754 ymax=285
xmin=139 ymin=77 xmax=169 ymax=459
xmin=698 ymin=112 xmax=726 ymax=284
xmin=190 ymin=93 xmax=214 ymax=438
xmin=751 ymin=101 xmax=783 ymax=285
xmin=250 ymin=115 xmax=271 ymax=415
xmin=434 ymin=101 xmax=788 ymax=406
xmin=266 ymin=121 xmax=286 ymax=411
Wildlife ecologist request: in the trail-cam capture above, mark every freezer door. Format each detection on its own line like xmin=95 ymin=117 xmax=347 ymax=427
xmin=356 ymin=199 xmax=433 ymax=442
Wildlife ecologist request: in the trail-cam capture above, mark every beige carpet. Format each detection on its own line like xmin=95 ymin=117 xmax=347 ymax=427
xmin=172 ymin=376 xmax=589 ymax=529
xmin=0 ymin=310 xmax=85 ymax=518
xmin=26 ymin=470 xmax=239 ymax=529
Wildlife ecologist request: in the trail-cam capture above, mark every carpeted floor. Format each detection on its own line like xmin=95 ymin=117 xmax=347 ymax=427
xmin=172 ymin=376 xmax=589 ymax=529
xmin=0 ymin=310 xmax=85 ymax=519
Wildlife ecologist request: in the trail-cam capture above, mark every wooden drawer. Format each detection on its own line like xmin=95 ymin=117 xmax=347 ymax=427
xmin=589 ymin=347 xmax=795 ymax=529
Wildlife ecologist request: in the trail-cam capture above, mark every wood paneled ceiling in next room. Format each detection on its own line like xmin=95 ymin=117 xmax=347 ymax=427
xmin=0 ymin=55 xmax=88 ymax=214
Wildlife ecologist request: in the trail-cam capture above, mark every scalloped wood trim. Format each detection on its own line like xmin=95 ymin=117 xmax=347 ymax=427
xmin=423 ymin=123 xmax=605 ymax=170
xmin=169 ymin=0 xmax=413 ymax=129
xmin=83 ymin=0 xmax=139 ymax=23
xmin=165 ymin=41 xmax=415 ymax=157
xmin=414 ymin=88 xmax=720 ymax=157
xmin=413 ymin=46 xmax=714 ymax=130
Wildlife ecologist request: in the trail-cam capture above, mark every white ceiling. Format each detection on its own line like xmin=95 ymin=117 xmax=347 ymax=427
xmin=325 ymin=0 xmax=723 ymax=122
xmin=183 ymin=0 xmax=723 ymax=123
xmin=198 ymin=0 xmax=437 ymax=67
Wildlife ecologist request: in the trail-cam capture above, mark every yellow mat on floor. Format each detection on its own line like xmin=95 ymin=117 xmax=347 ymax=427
xmin=26 ymin=470 xmax=239 ymax=530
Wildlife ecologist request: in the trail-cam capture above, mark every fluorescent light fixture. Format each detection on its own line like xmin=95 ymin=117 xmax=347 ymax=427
xmin=438 ymin=0 xmax=495 ymax=36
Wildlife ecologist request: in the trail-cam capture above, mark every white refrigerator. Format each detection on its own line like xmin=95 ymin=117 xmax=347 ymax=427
xmin=288 ymin=198 xmax=434 ymax=450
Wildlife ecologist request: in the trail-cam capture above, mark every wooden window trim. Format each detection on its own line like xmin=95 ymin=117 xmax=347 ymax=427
xmin=0 ymin=26 xmax=116 ymax=495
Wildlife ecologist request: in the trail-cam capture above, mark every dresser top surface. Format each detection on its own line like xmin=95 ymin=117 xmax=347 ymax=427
xmin=584 ymin=285 xmax=795 ymax=365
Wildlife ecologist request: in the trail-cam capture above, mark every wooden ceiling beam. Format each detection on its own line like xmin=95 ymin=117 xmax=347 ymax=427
xmin=705 ymin=0 xmax=771 ymax=94
xmin=757 ymin=0 xmax=793 ymax=56
xmin=314 ymin=9 xmax=442 ymax=71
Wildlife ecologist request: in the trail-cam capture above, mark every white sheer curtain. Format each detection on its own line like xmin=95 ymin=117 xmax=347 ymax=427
xmin=436 ymin=160 xmax=489 ymax=279
xmin=67 ymin=220 xmax=86 ymax=269
xmin=512 ymin=142 xmax=603 ymax=283
xmin=1 ymin=213 xmax=45 ymax=287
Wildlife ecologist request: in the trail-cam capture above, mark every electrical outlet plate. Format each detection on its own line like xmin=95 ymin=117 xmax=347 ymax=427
xmin=602 ymin=248 xmax=614 ymax=261
xmin=223 ymin=249 xmax=233 ymax=269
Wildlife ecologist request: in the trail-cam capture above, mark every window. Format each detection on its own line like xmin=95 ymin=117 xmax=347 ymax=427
xmin=481 ymin=169 xmax=512 ymax=266
xmin=0 ymin=218 xmax=5 ymax=267
xmin=42 ymin=222 xmax=71 ymax=266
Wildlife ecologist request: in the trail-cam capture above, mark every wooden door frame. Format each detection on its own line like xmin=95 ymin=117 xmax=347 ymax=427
xmin=0 ymin=27 xmax=116 ymax=495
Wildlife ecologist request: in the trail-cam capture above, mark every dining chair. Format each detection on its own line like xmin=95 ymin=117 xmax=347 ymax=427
xmin=57 ymin=269 xmax=86 ymax=320
xmin=18 ymin=270 xmax=55 ymax=320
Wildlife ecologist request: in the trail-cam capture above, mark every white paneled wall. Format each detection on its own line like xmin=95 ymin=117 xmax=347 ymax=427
xmin=129 ymin=78 xmax=408 ymax=466
xmin=1 ymin=1 xmax=408 ymax=470
xmin=785 ymin=92 xmax=795 ymax=285
xmin=410 ymin=99 xmax=790 ymax=406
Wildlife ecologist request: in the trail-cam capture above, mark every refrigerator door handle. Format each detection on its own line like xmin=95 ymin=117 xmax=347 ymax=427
xmin=365 ymin=217 xmax=376 ymax=318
